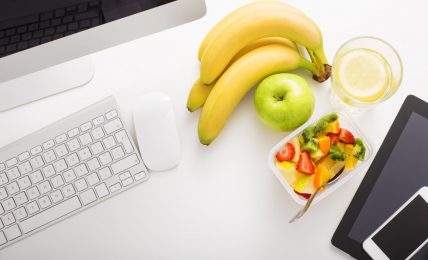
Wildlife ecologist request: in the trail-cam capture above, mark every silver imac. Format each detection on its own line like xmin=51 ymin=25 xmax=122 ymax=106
xmin=0 ymin=0 xmax=206 ymax=111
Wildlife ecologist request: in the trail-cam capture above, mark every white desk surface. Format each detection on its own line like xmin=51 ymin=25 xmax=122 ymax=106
xmin=0 ymin=0 xmax=427 ymax=259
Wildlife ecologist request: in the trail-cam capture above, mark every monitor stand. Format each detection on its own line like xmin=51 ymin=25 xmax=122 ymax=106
xmin=0 ymin=56 xmax=95 ymax=112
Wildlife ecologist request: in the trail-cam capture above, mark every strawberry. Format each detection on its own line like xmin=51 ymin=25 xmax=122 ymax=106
xmin=294 ymin=190 xmax=311 ymax=200
xmin=276 ymin=143 xmax=295 ymax=162
xmin=327 ymin=133 xmax=339 ymax=145
xmin=296 ymin=151 xmax=315 ymax=175
xmin=338 ymin=128 xmax=355 ymax=144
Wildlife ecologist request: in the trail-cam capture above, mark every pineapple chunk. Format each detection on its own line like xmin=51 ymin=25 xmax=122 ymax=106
xmin=345 ymin=156 xmax=358 ymax=171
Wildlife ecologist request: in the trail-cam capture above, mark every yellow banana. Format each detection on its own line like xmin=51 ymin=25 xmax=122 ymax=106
xmin=198 ymin=44 xmax=317 ymax=145
xmin=200 ymin=8 xmax=330 ymax=85
xmin=198 ymin=0 xmax=304 ymax=61
xmin=187 ymin=79 xmax=215 ymax=112
xmin=188 ymin=37 xmax=297 ymax=112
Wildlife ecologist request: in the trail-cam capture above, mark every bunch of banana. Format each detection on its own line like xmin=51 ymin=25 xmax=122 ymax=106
xmin=188 ymin=0 xmax=331 ymax=145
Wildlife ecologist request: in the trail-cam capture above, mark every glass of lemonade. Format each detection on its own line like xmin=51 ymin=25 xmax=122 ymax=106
xmin=331 ymin=36 xmax=403 ymax=110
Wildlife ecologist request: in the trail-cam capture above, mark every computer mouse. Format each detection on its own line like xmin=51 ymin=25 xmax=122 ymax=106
xmin=133 ymin=92 xmax=181 ymax=171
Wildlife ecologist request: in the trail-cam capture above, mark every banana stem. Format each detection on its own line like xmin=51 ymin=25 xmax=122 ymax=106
xmin=299 ymin=57 xmax=318 ymax=76
xmin=308 ymin=47 xmax=332 ymax=83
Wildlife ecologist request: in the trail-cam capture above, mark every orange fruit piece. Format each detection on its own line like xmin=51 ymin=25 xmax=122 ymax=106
xmin=314 ymin=164 xmax=333 ymax=189
xmin=318 ymin=136 xmax=331 ymax=155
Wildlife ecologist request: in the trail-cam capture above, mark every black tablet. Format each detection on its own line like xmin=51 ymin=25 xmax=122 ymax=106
xmin=332 ymin=95 xmax=428 ymax=259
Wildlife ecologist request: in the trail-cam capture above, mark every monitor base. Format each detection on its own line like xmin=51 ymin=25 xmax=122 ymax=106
xmin=0 ymin=57 xmax=94 ymax=112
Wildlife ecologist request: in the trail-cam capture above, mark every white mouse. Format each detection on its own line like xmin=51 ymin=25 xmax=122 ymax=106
xmin=133 ymin=92 xmax=181 ymax=171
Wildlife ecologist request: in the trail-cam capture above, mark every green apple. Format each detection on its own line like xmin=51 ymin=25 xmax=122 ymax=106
xmin=254 ymin=73 xmax=314 ymax=131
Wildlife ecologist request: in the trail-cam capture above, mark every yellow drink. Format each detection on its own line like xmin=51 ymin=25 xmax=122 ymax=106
xmin=331 ymin=37 xmax=403 ymax=108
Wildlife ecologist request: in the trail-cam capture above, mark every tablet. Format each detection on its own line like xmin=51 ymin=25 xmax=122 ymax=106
xmin=332 ymin=95 xmax=428 ymax=259
xmin=363 ymin=187 xmax=428 ymax=259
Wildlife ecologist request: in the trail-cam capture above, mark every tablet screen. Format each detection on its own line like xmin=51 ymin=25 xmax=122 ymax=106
xmin=348 ymin=112 xmax=428 ymax=243
xmin=372 ymin=195 xmax=428 ymax=259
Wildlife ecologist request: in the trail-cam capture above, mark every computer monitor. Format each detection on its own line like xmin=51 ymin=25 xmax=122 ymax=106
xmin=0 ymin=0 xmax=206 ymax=111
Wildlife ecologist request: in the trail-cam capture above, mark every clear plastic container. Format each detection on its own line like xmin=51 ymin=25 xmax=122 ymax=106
xmin=268 ymin=111 xmax=373 ymax=206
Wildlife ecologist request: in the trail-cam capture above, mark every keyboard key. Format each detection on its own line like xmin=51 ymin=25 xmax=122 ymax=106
xmin=86 ymin=173 xmax=99 ymax=186
xmin=14 ymin=207 xmax=27 ymax=220
xmin=74 ymin=164 xmax=88 ymax=177
xmin=2 ymin=198 xmax=17 ymax=211
xmin=31 ymin=146 xmax=43 ymax=156
xmin=99 ymin=152 xmax=112 ymax=165
xmin=95 ymin=183 xmax=109 ymax=198
xmin=115 ymin=130 xmax=134 ymax=153
xmin=10 ymin=35 xmax=20 ymax=44
xmin=61 ymin=184 xmax=75 ymax=197
xmin=18 ymin=161 xmax=32 ymax=175
xmin=20 ymin=196 xmax=81 ymax=234
xmin=56 ymin=25 xmax=67 ymax=33
xmin=55 ymin=8 xmax=65 ymax=18
xmin=17 ymin=26 xmax=27 ymax=34
xmin=30 ymin=156 xmax=44 ymax=169
xmin=111 ymin=154 xmax=139 ymax=174
xmin=38 ymin=195 xmax=52 ymax=209
xmin=87 ymin=158 xmax=100 ymax=171
xmin=67 ymin=138 xmax=81 ymax=152
xmin=51 ymin=190 xmax=64 ymax=203
xmin=104 ymin=118 xmax=123 ymax=134
xmin=55 ymin=134 xmax=67 ymax=144
xmin=77 ymin=147 xmax=92 ymax=161
xmin=68 ymin=128 xmax=79 ymax=138
xmin=98 ymin=167 xmax=112 ymax=180
xmin=0 ymin=38 xmax=9 ymax=46
xmin=80 ymin=189 xmax=96 ymax=205
xmin=51 ymin=18 xmax=61 ymax=26
xmin=79 ymin=19 xmax=91 ymax=29
xmin=18 ymin=152 xmax=30 ymax=162
xmin=122 ymin=177 xmax=134 ymax=187
xmin=106 ymin=110 xmax=118 ymax=120
xmin=0 ymin=187 xmax=7 ymax=200
xmin=68 ymin=22 xmax=78 ymax=31
xmin=43 ymin=150 xmax=57 ymax=163
xmin=29 ymin=170 xmax=43 ymax=184
xmin=5 ymin=28 xmax=16 ymax=37
xmin=75 ymin=178 xmax=87 ymax=191
xmin=0 ymin=173 xmax=8 ymax=186
xmin=26 ymin=201 xmax=39 ymax=215
xmin=90 ymin=142 xmax=104 ymax=155
xmin=0 ymin=163 xmax=5 ymax=171
xmin=28 ymin=23 xmax=39 ymax=31
xmin=63 ymin=169 xmax=76 ymax=183
xmin=6 ymin=167 xmax=20 ymax=181
xmin=134 ymin=172 xmax=147 ymax=181
xmin=38 ymin=181 xmax=52 ymax=194
xmin=79 ymin=133 xmax=92 ymax=146
xmin=17 ymin=176 xmax=31 ymax=190
xmin=4 ymin=224 xmax=21 ymax=241
xmin=109 ymin=183 xmax=121 ymax=193
xmin=17 ymin=41 xmax=29 ymax=51
xmin=111 ymin=146 xmax=125 ymax=160
xmin=0 ymin=205 xmax=4 ymax=215
xmin=6 ymin=158 xmax=18 ymax=167
xmin=42 ymin=165 xmax=56 ymax=178
xmin=39 ymin=21 xmax=50 ymax=29
xmin=2 ymin=213 xmax=15 ymax=226
xmin=14 ymin=192 xmax=28 ymax=206
xmin=54 ymin=159 xmax=67 ymax=172
xmin=5 ymin=45 xmax=17 ymax=54
xmin=102 ymin=136 xmax=116 ymax=149
xmin=21 ymin=32 xmax=32 ymax=41
xmin=43 ymin=140 xmax=55 ymax=150
xmin=80 ymin=122 xmax=92 ymax=132
xmin=78 ymin=3 xmax=88 ymax=13
xmin=0 ymin=232 xmax=6 ymax=245
xmin=93 ymin=115 xmax=105 ymax=125
xmin=40 ymin=11 xmax=54 ymax=21
xmin=66 ymin=153 xmax=79 ymax=167
xmin=6 ymin=182 xmax=19 ymax=195
xmin=92 ymin=127 xmax=105 ymax=140
xmin=26 ymin=186 xmax=40 ymax=200
xmin=55 ymin=144 xmax=69 ymax=157
xmin=44 ymin=28 xmax=55 ymax=36
xmin=51 ymin=175 xmax=65 ymax=188
xmin=119 ymin=171 xmax=131 ymax=181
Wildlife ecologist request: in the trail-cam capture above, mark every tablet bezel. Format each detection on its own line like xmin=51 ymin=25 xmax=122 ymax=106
xmin=331 ymin=95 xmax=428 ymax=259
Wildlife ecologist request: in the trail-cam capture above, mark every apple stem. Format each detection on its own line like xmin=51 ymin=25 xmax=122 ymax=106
xmin=273 ymin=96 xmax=284 ymax=101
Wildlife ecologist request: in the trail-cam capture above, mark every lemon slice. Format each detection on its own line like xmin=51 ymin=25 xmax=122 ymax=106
xmin=335 ymin=48 xmax=390 ymax=102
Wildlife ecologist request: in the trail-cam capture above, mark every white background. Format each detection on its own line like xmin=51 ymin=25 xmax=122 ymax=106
xmin=1 ymin=0 xmax=428 ymax=259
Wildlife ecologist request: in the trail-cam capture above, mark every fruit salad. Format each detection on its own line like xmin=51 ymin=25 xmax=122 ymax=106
xmin=273 ymin=113 xmax=366 ymax=200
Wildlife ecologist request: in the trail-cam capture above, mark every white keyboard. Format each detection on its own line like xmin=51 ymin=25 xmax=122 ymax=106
xmin=0 ymin=96 xmax=149 ymax=250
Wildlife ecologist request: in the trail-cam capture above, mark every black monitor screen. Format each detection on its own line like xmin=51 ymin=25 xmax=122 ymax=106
xmin=0 ymin=0 xmax=175 ymax=58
